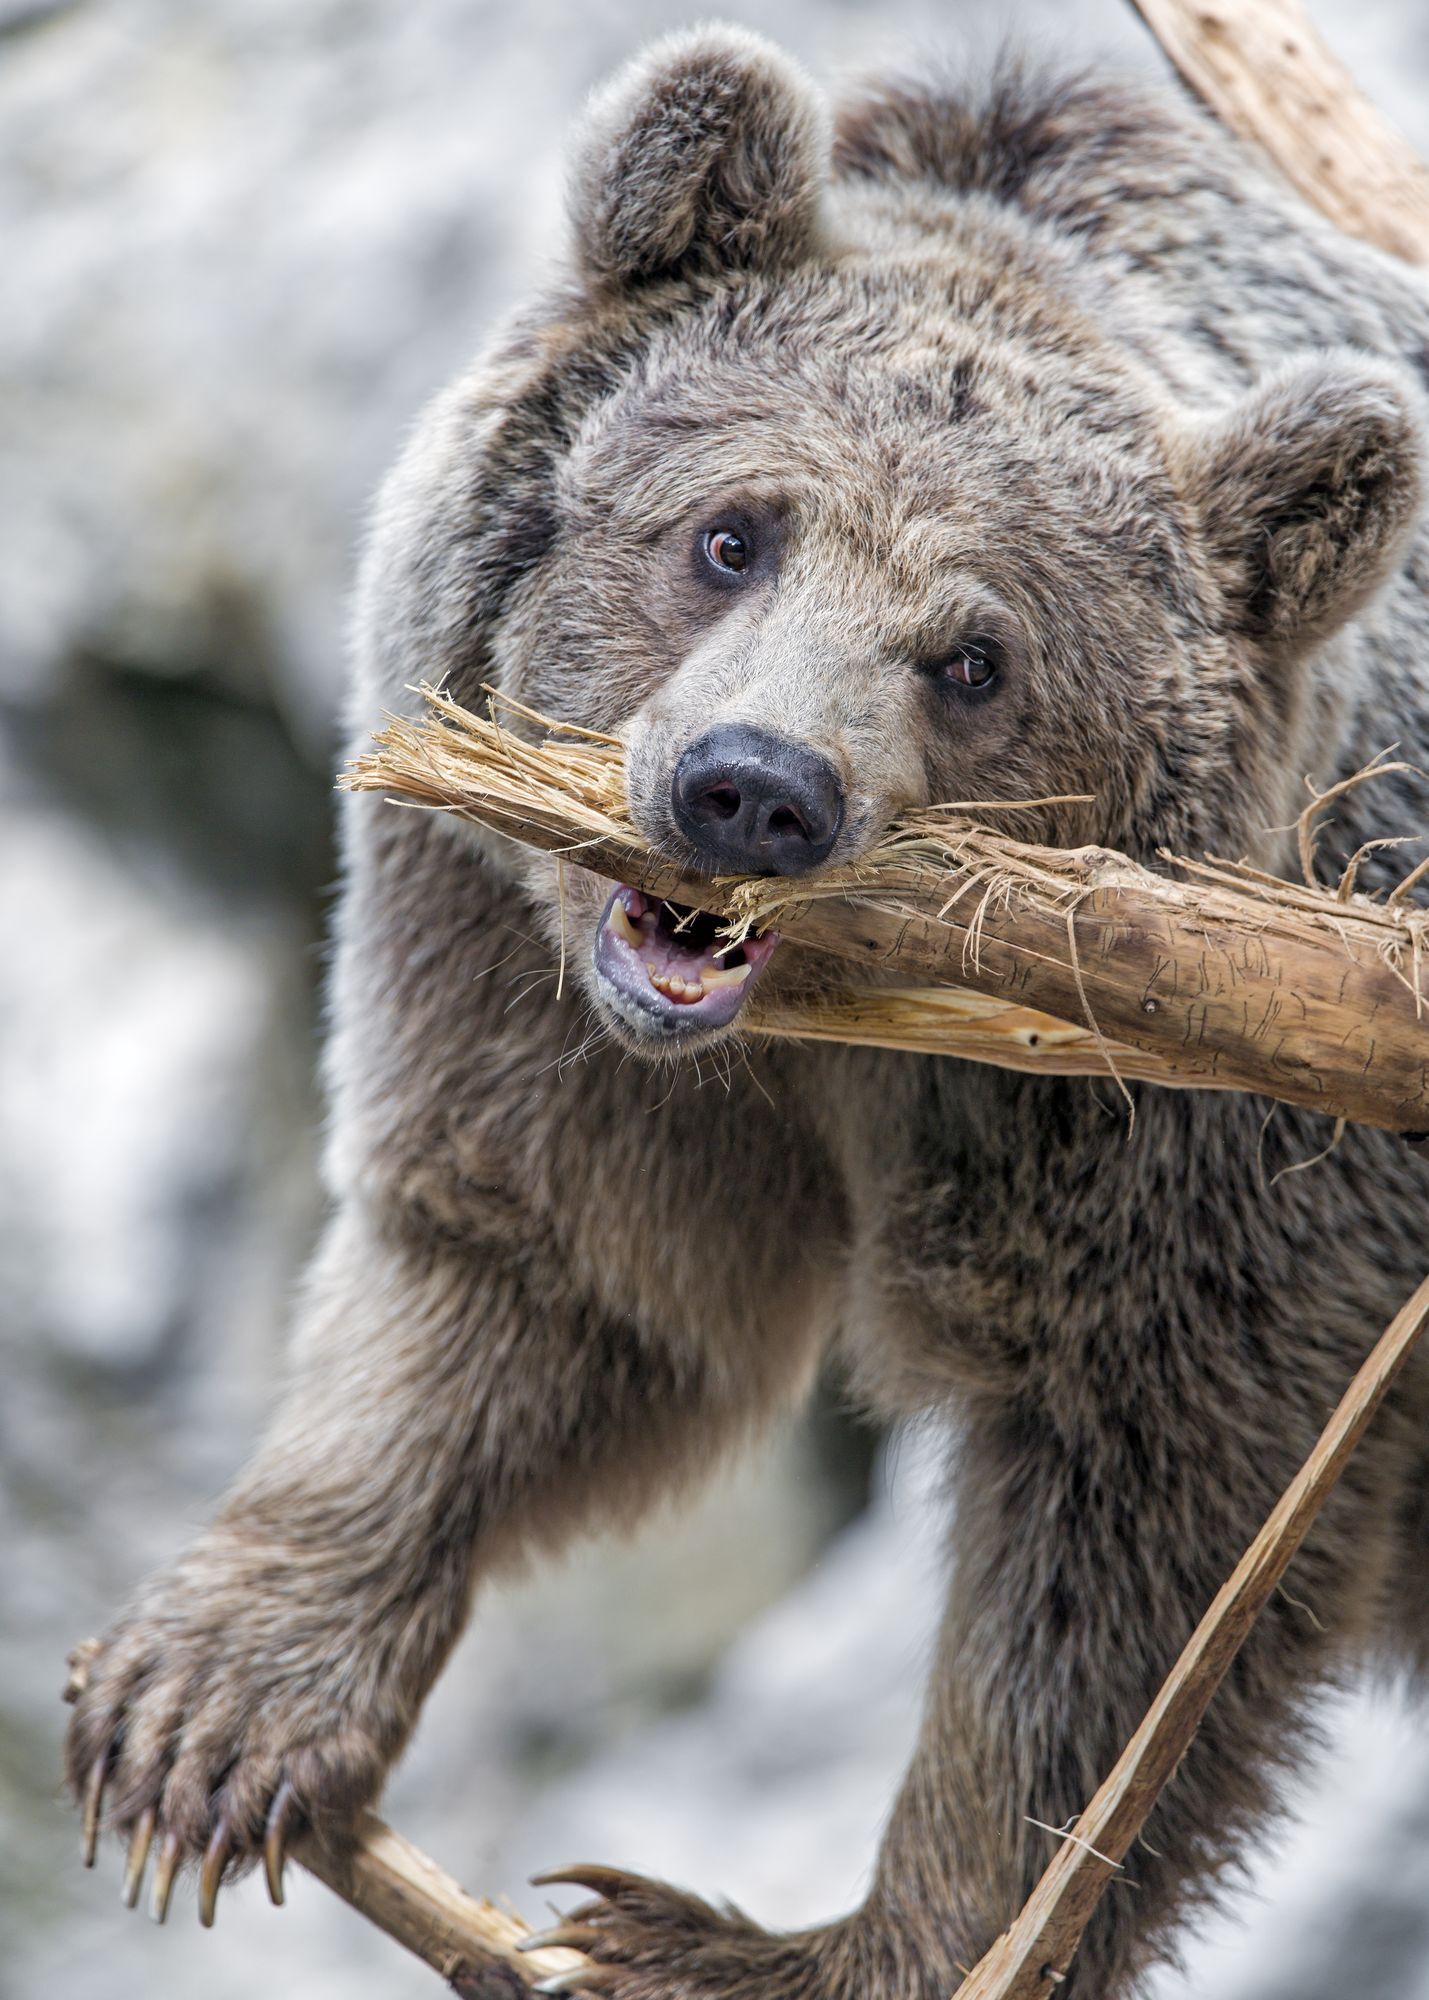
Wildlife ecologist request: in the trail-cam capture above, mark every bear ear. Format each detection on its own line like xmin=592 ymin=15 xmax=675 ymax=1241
xmin=567 ymin=26 xmax=828 ymax=289
xmin=1177 ymin=353 xmax=1424 ymax=655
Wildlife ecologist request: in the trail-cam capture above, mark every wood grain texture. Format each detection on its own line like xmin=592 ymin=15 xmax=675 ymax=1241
xmin=1130 ymin=0 xmax=1429 ymax=263
xmin=344 ymin=698 xmax=1429 ymax=1136
xmin=746 ymin=983 xmax=1231 ymax=1086
xmin=737 ymin=842 xmax=1428 ymax=1132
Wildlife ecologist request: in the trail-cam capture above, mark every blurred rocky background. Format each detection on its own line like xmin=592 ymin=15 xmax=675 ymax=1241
xmin=2 ymin=2 xmax=1428 ymax=1996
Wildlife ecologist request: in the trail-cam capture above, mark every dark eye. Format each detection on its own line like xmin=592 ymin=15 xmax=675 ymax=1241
xmin=703 ymin=529 xmax=748 ymax=573
xmin=937 ymin=641 xmax=1000 ymax=690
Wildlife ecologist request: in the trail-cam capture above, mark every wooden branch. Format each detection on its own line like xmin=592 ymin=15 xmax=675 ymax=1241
xmin=343 ymin=693 xmax=1429 ymax=1135
xmin=953 ymin=1265 xmax=1429 ymax=1997
xmin=746 ymin=983 xmax=1231 ymax=1089
xmin=736 ymin=842 xmax=1428 ymax=1131
xmin=1130 ymin=0 xmax=1429 ymax=264
xmin=296 ymin=1814 xmax=575 ymax=1997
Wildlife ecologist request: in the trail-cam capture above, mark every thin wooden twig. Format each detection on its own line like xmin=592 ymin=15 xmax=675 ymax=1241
xmin=296 ymin=1813 xmax=577 ymax=1997
xmin=952 ymin=1266 xmax=1429 ymax=1997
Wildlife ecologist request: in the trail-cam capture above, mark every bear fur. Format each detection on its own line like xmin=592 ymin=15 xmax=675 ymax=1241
xmin=67 ymin=28 xmax=1429 ymax=1997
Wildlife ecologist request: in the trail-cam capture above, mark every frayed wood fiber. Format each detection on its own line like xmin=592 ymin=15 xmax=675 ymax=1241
xmin=344 ymin=685 xmax=1429 ymax=1135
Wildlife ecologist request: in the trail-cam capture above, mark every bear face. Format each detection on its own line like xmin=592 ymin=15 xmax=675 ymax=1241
xmin=498 ymin=283 xmax=1211 ymax=1049
xmin=358 ymin=27 xmax=1423 ymax=1058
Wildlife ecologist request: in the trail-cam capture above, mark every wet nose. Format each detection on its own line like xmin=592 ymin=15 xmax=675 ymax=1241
xmin=670 ymin=724 xmax=844 ymax=875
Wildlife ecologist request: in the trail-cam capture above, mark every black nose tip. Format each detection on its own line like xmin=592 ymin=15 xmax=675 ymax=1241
xmin=670 ymin=724 xmax=844 ymax=875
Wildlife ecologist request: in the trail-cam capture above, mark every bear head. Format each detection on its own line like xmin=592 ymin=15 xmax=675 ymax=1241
xmin=355 ymin=28 xmax=1423 ymax=1056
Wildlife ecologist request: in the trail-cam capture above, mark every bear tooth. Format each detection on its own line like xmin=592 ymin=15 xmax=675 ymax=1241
xmin=607 ymin=901 xmax=643 ymax=949
xmin=649 ymin=968 xmax=705 ymax=1001
xmin=701 ymin=963 xmax=753 ymax=989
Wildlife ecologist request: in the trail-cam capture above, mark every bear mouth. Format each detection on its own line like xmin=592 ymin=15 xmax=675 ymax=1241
xmin=591 ymin=885 xmax=780 ymax=1040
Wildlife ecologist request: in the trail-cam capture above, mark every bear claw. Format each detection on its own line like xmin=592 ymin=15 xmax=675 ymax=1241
xmin=264 ymin=1778 xmax=299 ymax=1906
xmin=121 ymin=1805 xmax=156 ymax=1909
xmin=518 ymin=1924 xmax=605 ymax=1955
xmin=80 ymin=1748 xmax=110 ymax=1868
xmin=531 ymin=1969 xmax=620 ymax=1996
xmin=149 ymin=1829 xmax=183 ymax=1925
xmin=529 ymin=1863 xmax=651 ymax=1898
xmin=198 ymin=1814 xmax=234 ymax=1928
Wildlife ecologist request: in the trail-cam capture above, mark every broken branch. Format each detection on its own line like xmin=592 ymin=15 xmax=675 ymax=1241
xmin=342 ymin=688 xmax=1429 ymax=1134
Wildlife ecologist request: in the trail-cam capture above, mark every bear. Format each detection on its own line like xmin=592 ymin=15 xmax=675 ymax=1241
xmin=65 ymin=26 xmax=1429 ymax=1999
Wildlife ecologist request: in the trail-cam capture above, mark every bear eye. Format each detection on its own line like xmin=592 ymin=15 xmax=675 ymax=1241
xmin=929 ymin=639 xmax=1004 ymax=691
xmin=703 ymin=529 xmax=749 ymax=574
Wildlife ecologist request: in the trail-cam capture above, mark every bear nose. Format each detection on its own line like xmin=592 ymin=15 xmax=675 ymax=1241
xmin=670 ymin=724 xmax=844 ymax=875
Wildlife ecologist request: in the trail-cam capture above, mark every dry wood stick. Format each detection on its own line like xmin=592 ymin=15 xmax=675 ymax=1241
xmin=951 ymin=1265 xmax=1429 ymax=1998
xmin=343 ymin=694 xmax=1429 ymax=1135
xmin=1129 ymin=0 xmax=1429 ymax=264
xmin=736 ymin=842 xmax=1428 ymax=1131
xmin=296 ymin=1813 xmax=580 ymax=1998
xmin=746 ymin=983 xmax=1231 ymax=1088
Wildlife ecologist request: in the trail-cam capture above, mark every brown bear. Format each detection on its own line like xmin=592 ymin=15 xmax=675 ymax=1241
xmin=66 ymin=27 xmax=1429 ymax=1999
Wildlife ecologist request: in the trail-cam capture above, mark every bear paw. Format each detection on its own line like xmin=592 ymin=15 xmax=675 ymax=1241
xmin=521 ymin=1865 xmax=850 ymax=2000
xmin=63 ymin=1571 xmax=392 ymax=1927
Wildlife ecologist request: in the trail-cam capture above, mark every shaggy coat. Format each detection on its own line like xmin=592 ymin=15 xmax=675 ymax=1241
xmin=68 ymin=29 xmax=1429 ymax=1998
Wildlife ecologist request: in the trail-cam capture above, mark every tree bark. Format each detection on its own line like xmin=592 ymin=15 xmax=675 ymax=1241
xmin=297 ymin=1814 xmax=582 ymax=1997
